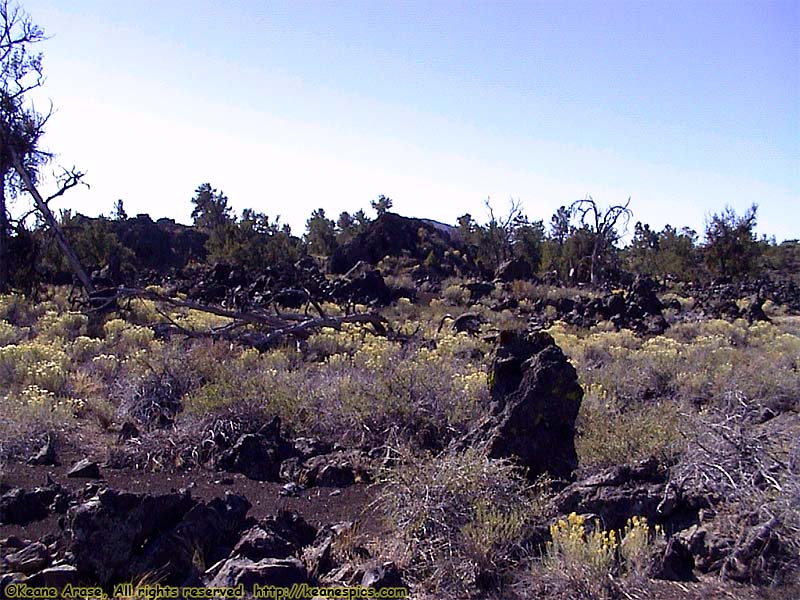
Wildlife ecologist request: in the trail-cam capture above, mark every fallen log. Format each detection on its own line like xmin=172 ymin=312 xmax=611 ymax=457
xmin=87 ymin=286 xmax=390 ymax=350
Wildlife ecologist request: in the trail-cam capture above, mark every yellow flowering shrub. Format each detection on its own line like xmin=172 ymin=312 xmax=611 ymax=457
xmin=70 ymin=335 xmax=104 ymax=362
xmin=547 ymin=513 xmax=617 ymax=577
xmin=442 ymin=284 xmax=469 ymax=305
xmin=3 ymin=384 xmax=83 ymax=425
xmin=307 ymin=323 xmax=370 ymax=357
xmin=36 ymin=310 xmax=88 ymax=342
xmin=175 ymin=309 xmax=233 ymax=332
xmin=18 ymin=383 xmax=56 ymax=407
xmin=546 ymin=512 xmax=663 ymax=579
xmin=548 ymin=318 xmax=800 ymax=409
xmin=127 ymin=298 xmax=162 ymax=325
xmin=91 ymin=353 xmax=120 ymax=378
xmin=619 ymin=516 xmax=664 ymax=573
xmin=0 ymin=320 xmax=20 ymax=346
xmin=103 ymin=318 xmax=156 ymax=356
xmin=0 ymin=342 xmax=69 ymax=393
xmin=184 ymin=341 xmax=302 ymax=414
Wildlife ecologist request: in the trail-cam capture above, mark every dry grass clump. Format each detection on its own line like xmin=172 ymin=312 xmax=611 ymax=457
xmin=182 ymin=325 xmax=490 ymax=449
xmin=546 ymin=318 xmax=800 ymax=471
xmin=548 ymin=318 xmax=800 ymax=409
xmin=675 ymin=397 xmax=800 ymax=585
xmin=377 ymin=444 xmax=546 ymax=596
xmin=297 ymin=329 xmax=489 ymax=448
xmin=576 ymin=393 xmax=685 ymax=471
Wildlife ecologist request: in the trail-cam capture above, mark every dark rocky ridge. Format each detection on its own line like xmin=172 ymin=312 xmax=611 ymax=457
xmin=329 ymin=212 xmax=464 ymax=275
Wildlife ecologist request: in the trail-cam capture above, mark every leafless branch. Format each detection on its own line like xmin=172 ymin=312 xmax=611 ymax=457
xmin=90 ymin=286 xmax=390 ymax=351
xmin=44 ymin=167 xmax=87 ymax=203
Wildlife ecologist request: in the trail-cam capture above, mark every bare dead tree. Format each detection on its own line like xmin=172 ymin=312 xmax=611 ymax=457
xmin=569 ymin=196 xmax=632 ymax=285
xmin=482 ymin=196 xmax=524 ymax=268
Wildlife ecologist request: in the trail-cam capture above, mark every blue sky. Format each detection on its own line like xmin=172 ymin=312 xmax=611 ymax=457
xmin=21 ymin=0 xmax=800 ymax=241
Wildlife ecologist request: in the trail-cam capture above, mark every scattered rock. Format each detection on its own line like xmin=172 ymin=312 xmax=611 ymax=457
xmin=361 ymin=561 xmax=405 ymax=590
xmin=304 ymin=533 xmax=334 ymax=579
xmin=490 ymin=297 xmax=519 ymax=312
xmin=330 ymin=213 xmax=460 ymax=275
xmin=208 ymin=557 xmax=307 ymax=588
xmin=462 ymin=281 xmax=495 ymax=302
xmin=554 ymin=457 xmax=709 ymax=532
xmin=526 ymin=275 xmax=670 ymax=334
xmin=0 ymin=484 xmax=68 ymax=525
xmin=24 ymin=565 xmax=79 ymax=588
xmin=299 ymin=452 xmax=368 ymax=487
xmin=129 ymin=492 xmax=251 ymax=585
xmin=27 ymin=436 xmax=58 ymax=466
xmin=233 ymin=524 xmax=296 ymax=561
xmin=322 ymin=563 xmax=363 ymax=586
xmin=293 ymin=437 xmax=333 ymax=460
xmin=331 ymin=269 xmax=392 ymax=306
xmin=280 ymin=483 xmax=303 ymax=497
xmin=215 ymin=418 xmax=297 ymax=482
xmin=66 ymin=488 xmax=196 ymax=585
xmin=261 ymin=511 xmax=317 ymax=551
xmin=647 ymin=537 xmax=696 ymax=581
xmin=452 ymin=312 xmax=483 ymax=335
xmin=66 ymin=459 xmax=101 ymax=479
xmin=4 ymin=542 xmax=51 ymax=574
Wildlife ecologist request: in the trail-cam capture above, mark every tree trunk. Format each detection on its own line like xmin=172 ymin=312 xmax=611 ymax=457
xmin=9 ymin=151 xmax=94 ymax=294
xmin=0 ymin=174 xmax=8 ymax=292
xmin=590 ymin=243 xmax=600 ymax=286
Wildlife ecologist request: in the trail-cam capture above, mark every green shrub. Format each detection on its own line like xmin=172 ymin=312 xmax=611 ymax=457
xmin=0 ymin=320 xmax=22 ymax=346
xmin=576 ymin=393 xmax=684 ymax=470
xmin=442 ymin=283 xmax=469 ymax=305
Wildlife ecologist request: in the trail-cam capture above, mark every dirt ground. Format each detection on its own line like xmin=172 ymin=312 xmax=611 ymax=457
xmin=0 ymin=445 xmax=380 ymax=543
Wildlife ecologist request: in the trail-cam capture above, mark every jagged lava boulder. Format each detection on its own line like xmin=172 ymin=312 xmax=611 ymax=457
xmin=464 ymin=330 xmax=583 ymax=480
xmin=494 ymin=256 xmax=533 ymax=282
xmin=66 ymin=488 xmax=249 ymax=586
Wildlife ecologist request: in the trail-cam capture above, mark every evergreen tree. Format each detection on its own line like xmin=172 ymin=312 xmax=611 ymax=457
xmin=704 ymin=204 xmax=759 ymax=279
xmin=305 ymin=208 xmax=337 ymax=256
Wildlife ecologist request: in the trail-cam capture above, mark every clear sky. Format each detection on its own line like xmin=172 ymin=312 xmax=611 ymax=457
xmin=20 ymin=0 xmax=800 ymax=242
